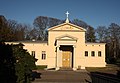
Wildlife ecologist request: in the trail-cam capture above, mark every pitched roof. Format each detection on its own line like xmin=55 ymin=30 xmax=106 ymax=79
xmin=6 ymin=41 xmax=48 ymax=44
xmin=48 ymin=22 xmax=86 ymax=31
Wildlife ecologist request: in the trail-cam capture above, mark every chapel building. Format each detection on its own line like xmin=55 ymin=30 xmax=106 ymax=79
xmin=7 ymin=12 xmax=106 ymax=70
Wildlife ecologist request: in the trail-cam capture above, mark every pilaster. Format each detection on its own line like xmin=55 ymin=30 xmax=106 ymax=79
xmin=56 ymin=45 xmax=60 ymax=70
xmin=73 ymin=45 xmax=77 ymax=70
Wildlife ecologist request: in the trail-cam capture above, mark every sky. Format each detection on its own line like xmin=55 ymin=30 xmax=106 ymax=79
xmin=0 ymin=0 xmax=120 ymax=28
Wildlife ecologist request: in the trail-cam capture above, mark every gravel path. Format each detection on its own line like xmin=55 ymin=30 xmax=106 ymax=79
xmin=32 ymin=70 xmax=91 ymax=83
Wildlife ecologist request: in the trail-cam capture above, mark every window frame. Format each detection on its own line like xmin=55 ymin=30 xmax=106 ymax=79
xmin=98 ymin=51 xmax=101 ymax=57
xmin=85 ymin=51 xmax=88 ymax=57
xmin=42 ymin=51 xmax=46 ymax=60
xmin=31 ymin=51 xmax=35 ymax=57
xmin=91 ymin=51 xmax=95 ymax=57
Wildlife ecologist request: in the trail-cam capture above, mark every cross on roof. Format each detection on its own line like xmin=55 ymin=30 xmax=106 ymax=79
xmin=65 ymin=11 xmax=70 ymax=23
xmin=66 ymin=11 xmax=69 ymax=18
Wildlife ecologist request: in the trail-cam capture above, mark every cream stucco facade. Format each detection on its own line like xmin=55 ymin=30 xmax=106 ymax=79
xmin=6 ymin=21 xmax=106 ymax=70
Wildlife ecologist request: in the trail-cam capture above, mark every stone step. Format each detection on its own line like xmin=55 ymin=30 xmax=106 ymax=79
xmin=59 ymin=68 xmax=73 ymax=71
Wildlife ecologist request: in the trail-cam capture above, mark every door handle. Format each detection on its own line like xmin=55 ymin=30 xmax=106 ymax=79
xmin=63 ymin=59 xmax=66 ymax=61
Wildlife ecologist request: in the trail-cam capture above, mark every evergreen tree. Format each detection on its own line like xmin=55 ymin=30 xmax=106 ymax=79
xmin=0 ymin=42 xmax=36 ymax=83
xmin=12 ymin=43 xmax=36 ymax=83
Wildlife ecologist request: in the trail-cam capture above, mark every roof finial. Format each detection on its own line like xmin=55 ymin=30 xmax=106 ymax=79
xmin=65 ymin=11 xmax=69 ymax=23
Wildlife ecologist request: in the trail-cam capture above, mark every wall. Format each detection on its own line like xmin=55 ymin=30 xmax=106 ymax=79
xmin=80 ymin=43 xmax=106 ymax=68
xmin=23 ymin=43 xmax=48 ymax=66
xmin=48 ymin=30 xmax=85 ymax=68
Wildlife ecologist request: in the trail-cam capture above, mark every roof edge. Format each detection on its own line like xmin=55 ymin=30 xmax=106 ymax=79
xmin=85 ymin=42 xmax=106 ymax=45
xmin=48 ymin=22 xmax=86 ymax=31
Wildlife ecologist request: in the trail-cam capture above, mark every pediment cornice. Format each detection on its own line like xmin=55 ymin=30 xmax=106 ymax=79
xmin=48 ymin=22 xmax=86 ymax=32
xmin=56 ymin=34 xmax=78 ymax=41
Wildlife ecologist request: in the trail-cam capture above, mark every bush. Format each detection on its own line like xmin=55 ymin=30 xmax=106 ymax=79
xmin=0 ymin=42 xmax=16 ymax=83
xmin=0 ymin=42 xmax=37 ymax=83
xmin=116 ymin=58 xmax=120 ymax=64
xmin=106 ymin=57 xmax=116 ymax=64
xmin=12 ymin=43 xmax=36 ymax=83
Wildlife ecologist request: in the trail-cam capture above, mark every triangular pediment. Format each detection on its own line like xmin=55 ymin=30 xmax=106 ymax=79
xmin=56 ymin=34 xmax=78 ymax=40
xmin=48 ymin=22 xmax=86 ymax=31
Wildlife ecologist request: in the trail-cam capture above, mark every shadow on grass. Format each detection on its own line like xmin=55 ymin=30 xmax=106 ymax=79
xmin=85 ymin=79 xmax=92 ymax=83
xmin=31 ymin=71 xmax=41 ymax=81
xmin=87 ymin=71 xmax=120 ymax=83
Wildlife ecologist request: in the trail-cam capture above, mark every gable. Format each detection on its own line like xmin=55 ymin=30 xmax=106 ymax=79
xmin=48 ymin=23 xmax=86 ymax=32
xmin=56 ymin=34 xmax=78 ymax=41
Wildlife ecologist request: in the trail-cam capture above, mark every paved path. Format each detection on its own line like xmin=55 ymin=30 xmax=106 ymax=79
xmin=32 ymin=70 xmax=91 ymax=83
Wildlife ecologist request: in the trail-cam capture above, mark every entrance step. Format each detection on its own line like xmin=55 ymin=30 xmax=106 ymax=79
xmin=59 ymin=68 xmax=73 ymax=71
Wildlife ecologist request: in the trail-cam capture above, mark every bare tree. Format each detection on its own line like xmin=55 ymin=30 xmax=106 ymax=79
xmin=0 ymin=16 xmax=15 ymax=41
xmin=96 ymin=23 xmax=120 ymax=63
xmin=72 ymin=19 xmax=88 ymax=29
xmin=72 ymin=19 xmax=96 ymax=42
xmin=96 ymin=26 xmax=107 ymax=42
xmin=33 ymin=16 xmax=63 ymax=41
xmin=86 ymin=25 xmax=96 ymax=42
xmin=108 ymin=23 xmax=120 ymax=59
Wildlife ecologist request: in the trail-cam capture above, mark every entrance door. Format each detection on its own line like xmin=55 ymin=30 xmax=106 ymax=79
xmin=62 ymin=51 xmax=71 ymax=68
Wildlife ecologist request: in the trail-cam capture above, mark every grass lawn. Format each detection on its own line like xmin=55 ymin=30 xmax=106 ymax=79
xmin=86 ymin=64 xmax=120 ymax=75
xmin=36 ymin=65 xmax=47 ymax=70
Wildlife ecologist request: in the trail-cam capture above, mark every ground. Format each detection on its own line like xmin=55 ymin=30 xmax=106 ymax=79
xmin=86 ymin=64 xmax=120 ymax=75
xmin=32 ymin=64 xmax=120 ymax=83
xmin=32 ymin=70 xmax=91 ymax=83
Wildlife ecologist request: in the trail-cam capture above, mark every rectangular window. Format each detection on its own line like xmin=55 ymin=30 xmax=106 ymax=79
xmin=85 ymin=51 xmax=88 ymax=57
xmin=98 ymin=51 xmax=101 ymax=57
xmin=42 ymin=51 xmax=46 ymax=60
xmin=31 ymin=51 xmax=35 ymax=57
xmin=91 ymin=51 xmax=95 ymax=57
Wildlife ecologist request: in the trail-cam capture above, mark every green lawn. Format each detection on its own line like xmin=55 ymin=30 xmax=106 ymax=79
xmin=36 ymin=65 xmax=47 ymax=70
xmin=86 ymin=64 xmax=120 ymax=74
